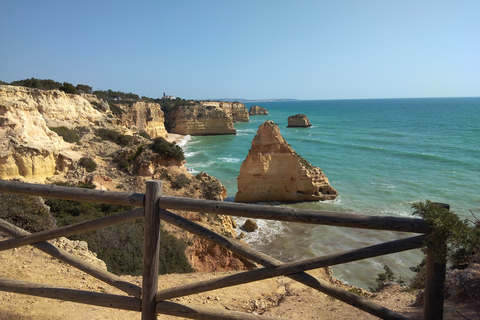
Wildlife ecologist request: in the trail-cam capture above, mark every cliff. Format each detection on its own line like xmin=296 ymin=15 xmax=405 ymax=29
xmin=166 ymin=104 xmax=236 ymax=135
xmin=249 ymin=105 xmax=268 ymax=115
xmin=235 ymin=120 xmax=337 ymax=202
xmin=287 ymin=113 xmax=312 ymax=127
xmin=116 ymin=101 xmax=168 ymax=138
xmin=199 ymin=101 xmax=249 ymax=122
xmin=0 ymin=85 xmax=171 ymax=181
xmin=0 ymin=84 xmax=251 ymax=273
xmin=0 ymin=85 xmax=104 ymax=181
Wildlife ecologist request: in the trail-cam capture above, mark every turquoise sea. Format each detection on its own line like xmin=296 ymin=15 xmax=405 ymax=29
xmin=180 ymin=97 xmax=480 ymax=289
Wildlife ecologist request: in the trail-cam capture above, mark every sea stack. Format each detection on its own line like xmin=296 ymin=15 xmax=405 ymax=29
xmin=287 ymin=114 xmax=311 ymax=127
xmin=235 ymin=120 xmax=337 ymax=202
xmin=249 ymin=105 xmax=268 ymax=116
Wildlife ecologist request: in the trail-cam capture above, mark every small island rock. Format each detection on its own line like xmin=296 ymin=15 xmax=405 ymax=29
xmin=242 ymin=219 xmax=258 ymax=232
xmin=249 ymin=105 xmax=268 ymax=116
xmin=235 ymin=120 xmax=337 ymax=202
xmin=287 ymin=114 xmax=311 ymax=127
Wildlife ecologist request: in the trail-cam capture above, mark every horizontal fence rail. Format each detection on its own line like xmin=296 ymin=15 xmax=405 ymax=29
xmin=158 ymin=208 xmax=412 ymax=320
xmin=0 ymin=218 xmax=142 ymax=298
xmin=0 ymin=208 xmax=144 ymax=252
xmin=155 ymin=235 xmax=426 ymax=301
xmin=158 ymin=196 xmax=431 ymax=233
xmin=0 ymin=180 xmax=145 ymax=206
xmin=0 ymin=180 xmax=444 ymax=319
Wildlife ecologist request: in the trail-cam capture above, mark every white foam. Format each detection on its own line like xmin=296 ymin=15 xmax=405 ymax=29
xmin=218 ymin=157 xmax=242 ymax=163
xmin=177 ymin=135 xmax=191 ymax=147
xmin=235 ymin=217 xmax=286 ymax=246
xmin=185 ymin=151 xmax=201 ymax=157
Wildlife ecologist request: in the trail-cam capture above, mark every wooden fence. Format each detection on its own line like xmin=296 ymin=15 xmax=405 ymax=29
xmin=0 ymin=180 xmax=446 ymax=320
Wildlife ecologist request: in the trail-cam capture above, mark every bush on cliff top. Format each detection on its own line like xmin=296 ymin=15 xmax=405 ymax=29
xmin=151 ymin=137 xmax=185 ymax=162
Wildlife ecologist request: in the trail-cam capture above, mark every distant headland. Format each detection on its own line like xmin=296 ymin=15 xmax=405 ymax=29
xmin=207 ymin=98 xmax=301 ymax=103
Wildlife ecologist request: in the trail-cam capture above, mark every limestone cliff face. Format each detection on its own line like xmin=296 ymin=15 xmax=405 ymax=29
xmin=287 ymin=113 xmax=312 ymax=127
xmin=0 ymin=85 xmax=105 ymax=128
xmin=166 ymin=104 xmax=236 ymax=135
xmin=199 ymin=101 xmax=249 ymax=122
xmin=249 ymin=105 xmax=268 ymax=116
xmin=0 ymin=85 xmax=104 ymax=181
xmin=235 ymin=120 xmax=337 ymax=202
xmin=117 ymin=101 xmax=168 ymax=138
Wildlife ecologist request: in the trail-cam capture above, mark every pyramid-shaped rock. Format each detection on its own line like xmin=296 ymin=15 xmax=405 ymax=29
xmin=235 ymin=120 xmax=337 ymax=202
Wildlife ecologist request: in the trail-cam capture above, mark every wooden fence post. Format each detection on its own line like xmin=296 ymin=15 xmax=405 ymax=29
xmin=423 ymin=203 xmax=449 ymax=320
xmin=142 ymin=181 xmax=162 ymax=320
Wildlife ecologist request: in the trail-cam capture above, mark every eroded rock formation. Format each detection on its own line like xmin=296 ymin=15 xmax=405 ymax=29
xmin=249 ymin=105 xmax=268 ymax=116
xmin=117 ymin=101 xmax=168 ymax=138
xmin=235 ymin=120 xmax=337 ymax=202
xmin=287 ymin=113 xmax=312 ymax=127
xmin=0 ymin=84 xmax=253 ymax=274
xmin=166 ymin=104 xmax=236 ymax=135
xmin=0 ymin=85 xmax=101 ymax=181
xmin=199 ymin=101 xmax=249 ymax=122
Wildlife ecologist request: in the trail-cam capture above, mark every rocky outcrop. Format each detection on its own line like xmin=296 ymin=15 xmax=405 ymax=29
xmin=117 ymin=101 xmax=168 ymax=138
xmin=235 ymin=120 xmax=337 ymax=202
xmin=166 ymin=104 xmax=236 ymax=135
xmin=249 ymin=105 xmax=268 ymax=116
xmin=287 ymin=114 xmax=311 ymax=127
xmin=199 ymin=101 xmax=249 ymax=122
xmin=0 ymin=85 xmax=102 ymax=181
xmin=0 ymin=84 xmax=255 ymax=275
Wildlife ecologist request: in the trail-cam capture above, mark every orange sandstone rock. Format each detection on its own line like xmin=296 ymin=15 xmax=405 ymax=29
xmin=235 ymin=120 xmax=337 ymax=202
xmin=287 ymin=113 xmax=312 ymax=127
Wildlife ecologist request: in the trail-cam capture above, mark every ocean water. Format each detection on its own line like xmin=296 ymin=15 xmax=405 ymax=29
xmin=182 ymin=97 xmax=480 ymax=289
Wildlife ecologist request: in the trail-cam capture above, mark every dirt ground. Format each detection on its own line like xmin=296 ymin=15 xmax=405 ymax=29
xmin=0 ymin=241 xmax=478 ymax=320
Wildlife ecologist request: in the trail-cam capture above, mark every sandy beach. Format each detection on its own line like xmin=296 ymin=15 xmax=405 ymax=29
xmin=166 ymin=133 xmax=187 ymax=144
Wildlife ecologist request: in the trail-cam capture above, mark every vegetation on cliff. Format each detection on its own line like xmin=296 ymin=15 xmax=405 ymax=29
xmin=49 ymin=126 xmax=81 ymax=145
xmin=151 ymin=137 xmax=185 ymax=162
xmin=7 ymin=78 xmax=92 ymax=94
xmin=371 ymin=200 xmax=480 ymax=303
xmin=25 ymin=181 xmax=194 ymax=276
xmin=0 ymin=194 xmax=56 ymax=233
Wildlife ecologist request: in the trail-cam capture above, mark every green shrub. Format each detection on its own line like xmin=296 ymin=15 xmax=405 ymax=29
xmin=78 ymin=157 xmax=97 ymax=172
xmin=407 ymin=201 xmax=480 ymax=289
xmin=95 ymin=128 xmax=133 ymax=147
xmin=50 ymin=126 xmax=81 ymax=145
xmin=108 ymin=102 xmax=125 ymax=116
xmin=117 ymin=134 xmax=133 ymax=146
xmin=369 ymin=265 xmax=405 ymax=292
xmin=128 ymin=144 xmax=145 ymax=162
xmin=412 ymin=201 xmax=480 ymax=267
xmin=10 ymin=78 xmax=62 ymax=90
xmin=0 ymin=194 xmax=56 ymax=232
xmin=151 ymin=137 xmax=185 ymax=162
xmin=90 ymin=101 xmax=103 ymax=110
xmin=172 ymin=173 xmax=191 ymax=189
xmin=45 ymin=181 xmax=193 ymax=275
xmin=139 ymin=130 xmax=151 ymax=140
xmin=59 ymin=82 xmax=78 ymax=94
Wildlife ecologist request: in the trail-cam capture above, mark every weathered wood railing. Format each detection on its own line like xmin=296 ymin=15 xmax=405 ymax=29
xmin=0 ymin=180 xmax=446 ymax=320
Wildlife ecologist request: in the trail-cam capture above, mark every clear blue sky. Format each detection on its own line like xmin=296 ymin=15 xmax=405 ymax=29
xmin=1 ymin=1 xmax=479 ymax=100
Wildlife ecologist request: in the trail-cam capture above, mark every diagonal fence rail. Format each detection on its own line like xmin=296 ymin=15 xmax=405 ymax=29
xmin=0 ymin=180 xmax=446 ymax=319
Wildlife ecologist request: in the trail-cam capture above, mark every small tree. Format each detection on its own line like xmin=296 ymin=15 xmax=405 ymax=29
xmin=60 ymin=82 xmax=78 ymax=94
xmin=76 ymin=84 xmax=92 ymax=94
